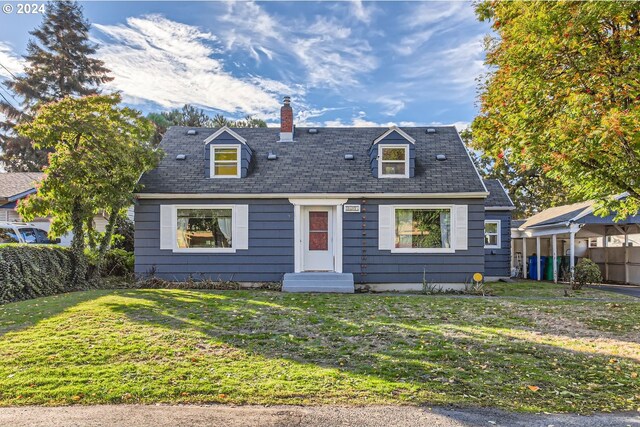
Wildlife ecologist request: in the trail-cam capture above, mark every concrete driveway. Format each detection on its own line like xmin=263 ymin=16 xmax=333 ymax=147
xmin=593 ymin=284 xmax=640 ymax=298
xmin=0 ymin=405 xmax=638 ymax=427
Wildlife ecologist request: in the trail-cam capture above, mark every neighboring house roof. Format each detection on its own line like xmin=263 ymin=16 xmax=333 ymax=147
xmin=520 ymin=201 xmax=594 ymax=229
xmin=138 ymin=126 xmax=487 ymax=196
xmin=519 ymin=194 xmax=639 ymax=229
xmin=483 ymin=179 xmax=514 ymax=209
xmin=0 ymin=173 xmax=44 ymax=202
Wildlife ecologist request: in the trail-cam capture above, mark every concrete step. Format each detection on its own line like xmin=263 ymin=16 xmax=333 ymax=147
xmin=282 ymin=272 xmax=355 ymax=293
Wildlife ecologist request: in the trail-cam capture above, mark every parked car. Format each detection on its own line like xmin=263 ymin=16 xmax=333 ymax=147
xmin=0 ymin=222 xmax=60 ymax=244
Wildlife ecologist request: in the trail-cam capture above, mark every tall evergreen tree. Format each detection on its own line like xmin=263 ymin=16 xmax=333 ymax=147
xmin=0 ymin=0 xmax=112 ymax=171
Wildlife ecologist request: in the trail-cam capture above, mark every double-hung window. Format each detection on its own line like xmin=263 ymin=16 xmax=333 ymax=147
xmin=211 ymin=145 xmax=240 ymax=178
xmin=484 ymin=220 xmax=501 ymax=248
xmin=378 ymin=145 xmax=408 ymax=178
xmin=394 ymin=207 xmax=452 ymax=251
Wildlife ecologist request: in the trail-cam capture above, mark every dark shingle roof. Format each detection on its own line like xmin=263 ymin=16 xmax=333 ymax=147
xmin=483 ymin=179 xmax=514 ymax=208
xmin=138 ymin=126 xmax=487 ymax=195
xmin=0 ymin=173 xmax=44 ymax=200
xmin=511 ymin=219 xmax=526 ymax=229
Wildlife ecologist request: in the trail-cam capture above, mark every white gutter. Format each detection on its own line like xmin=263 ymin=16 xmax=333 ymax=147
xmin=485 ymin=206 xmax=516 ymax=211
xmin=135 ymin=192 xmax=490 ymax=200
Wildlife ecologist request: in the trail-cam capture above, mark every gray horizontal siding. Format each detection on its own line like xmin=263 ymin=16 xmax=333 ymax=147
xmin=135 ymin=199 xmax=293 ymax=282
xmin=343 ymin=198 xmax=484 ymax=283
xmin=135 ymin=197 xmax=486 ymax=283
xmin=484 ymin=211 xmax=511 ymax=278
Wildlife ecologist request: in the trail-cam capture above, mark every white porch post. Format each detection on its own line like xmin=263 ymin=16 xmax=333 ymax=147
xmin=536 ymin=237 xmax=541 ymax=281
xmin=511 ymin=240 xmax=515 ymax=271
xmin=569 ymin=231 xmax=576 ymax=282
xmin=624 ymin=228 xmax=630 ymax=284
xmin=522 ymin=237 xmax=527 ymax=279
xmin=603 ymin=228 xmax=609 ymax=281
xmin=552 ymin=234 xmax=558 ymax=283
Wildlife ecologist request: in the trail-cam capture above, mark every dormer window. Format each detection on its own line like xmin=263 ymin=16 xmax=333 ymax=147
xmin=378 ymin=145 xmax=409 ymax=178
xmin=210 ymin=145 xmax=240 ymax=178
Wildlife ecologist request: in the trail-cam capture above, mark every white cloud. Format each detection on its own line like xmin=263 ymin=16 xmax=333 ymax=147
xmin=94 ymin=15 xmax=287 ymax=117
xmin=290 ymin=17 xmax=377 ymax=87
xmin=402 ymin=2 xmax=473 ymax=29
xmin=450 ymin=121 xmax=471 ymax=132
xmin=393 ymin=2 xmax=477 ymax=56
xmin=376 ymin=96 xmax=405 ymax=116
xmin=394 ymin=29 xmax=438 ymax=56
xmin=399 ymin=36 xmax=486 ymax=98
xmin=217 ymin=1 xmax=282 ymax=64
xmin=214 ymin=2 xmax=378 ymax=89
xmin=350 ymin=0 xmax=375 ymax=24
xmin=0 ymin=42 xmax=24 ymax=78
xmin=319 ymin=111 xmax=467 ymax=130
xmin=295 ymin=106 xmax=346 ymax=125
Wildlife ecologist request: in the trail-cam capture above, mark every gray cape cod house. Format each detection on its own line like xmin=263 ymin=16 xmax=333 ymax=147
xmin=135 ymin=98 xmax=513 ymax=292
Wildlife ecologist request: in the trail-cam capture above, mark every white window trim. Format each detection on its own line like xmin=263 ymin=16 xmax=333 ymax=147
xmin=210 ymin=145 xmax=241 ymax=179
xmin=372 ymin=126 xmax=416 ymax=145
xmin=378 ymin=144 xmax=409 ymax=179
xmin=391 ymin=204 xmax=455 ymax=253
xmin=172 ymin=204 xmax=237 ymax=253
xmin=484 ymin=219 xmax=501 ymax=249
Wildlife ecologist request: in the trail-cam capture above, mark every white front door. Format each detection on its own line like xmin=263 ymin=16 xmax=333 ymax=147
xmin=302 ymin=206 xmax=334 ymax=271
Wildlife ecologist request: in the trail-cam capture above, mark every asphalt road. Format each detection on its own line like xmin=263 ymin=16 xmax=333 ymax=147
xmin=0 ymin=405 xmax=638 ymax=427
xmin=593 ymin=284 xmax=640 ymax=298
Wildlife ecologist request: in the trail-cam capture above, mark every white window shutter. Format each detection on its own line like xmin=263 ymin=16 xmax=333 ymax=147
xmin=234 ymin=205 xmax=249 ymax=250
xmin=378 ymin=205 xmax=394 ymax=250
xmin=159 ymin=205 xmax=174 ymax=250
xmin=454 ymin=205 xmax=468 ymax=251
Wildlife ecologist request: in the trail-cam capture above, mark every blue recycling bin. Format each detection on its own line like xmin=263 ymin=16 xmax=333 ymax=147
xmin=528 ymin=256 xmax=547 ymax=280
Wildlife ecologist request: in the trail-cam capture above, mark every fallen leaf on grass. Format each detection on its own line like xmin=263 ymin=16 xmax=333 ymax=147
xmin=528 ymin=385 xmax=540 ymax=392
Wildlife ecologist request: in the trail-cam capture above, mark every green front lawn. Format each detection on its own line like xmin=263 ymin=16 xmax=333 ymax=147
xmin=0 ymin=284 xmax=638 ymax=413
xmin=489 ymin=280 xmax=638 ymax=300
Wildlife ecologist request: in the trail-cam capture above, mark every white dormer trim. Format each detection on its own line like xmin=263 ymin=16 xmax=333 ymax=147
xmin=203 ymin=126 xmax=247 ymax=145
xmin=372 ymin=126 xmax=416 ymax=145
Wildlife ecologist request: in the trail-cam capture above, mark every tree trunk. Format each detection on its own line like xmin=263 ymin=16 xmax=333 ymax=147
xmin=91 ymin=204 xmax=122 ymax=279
xmin=70 ymin=198 xmax=87 ymax=287
xmin=86 ymin=217 xmax=97 ymax=251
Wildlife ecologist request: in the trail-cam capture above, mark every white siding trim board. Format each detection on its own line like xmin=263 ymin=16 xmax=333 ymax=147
xmin=137 ymin=192 xmax=489 ymax=199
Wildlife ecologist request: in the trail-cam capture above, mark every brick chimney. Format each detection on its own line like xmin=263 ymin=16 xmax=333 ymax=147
xmin=279 ymin=96 xmax=294 ymax=142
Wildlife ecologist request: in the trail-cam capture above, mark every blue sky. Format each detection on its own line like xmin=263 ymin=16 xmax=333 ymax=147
xmin=0 ymin=1 xmax=490 ymax=128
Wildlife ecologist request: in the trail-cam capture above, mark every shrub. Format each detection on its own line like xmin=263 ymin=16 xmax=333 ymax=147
xmin=101 ymin=248 xmax=134 ymax=277
xmin=573 ymin=258 xmax=602 ymax=290
xmin=111 ymin=216 xmax=134 ymax=252
xmin=0 ymin=244 xmax=83 ymax=303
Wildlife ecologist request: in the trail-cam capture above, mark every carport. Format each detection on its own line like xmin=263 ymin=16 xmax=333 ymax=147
xmin=511 ymin=199 xmax=640 ymax=284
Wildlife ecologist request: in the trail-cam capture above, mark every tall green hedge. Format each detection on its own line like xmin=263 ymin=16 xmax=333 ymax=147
xmin=0 ymin=245 xmax=83 ymax=304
